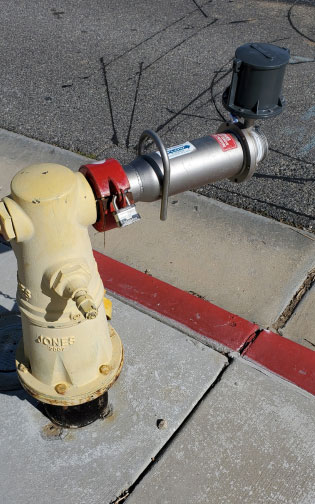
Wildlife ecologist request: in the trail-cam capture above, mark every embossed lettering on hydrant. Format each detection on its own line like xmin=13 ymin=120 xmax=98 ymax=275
xmin=35 ymin=335 xmax=75 ymax=351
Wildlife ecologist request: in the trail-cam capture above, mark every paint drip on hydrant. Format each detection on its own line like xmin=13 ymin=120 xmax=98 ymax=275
xmin=0 ymin=164 xmax=123 ymax=427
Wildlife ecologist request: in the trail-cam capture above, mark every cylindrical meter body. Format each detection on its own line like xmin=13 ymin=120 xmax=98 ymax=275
xmin=124 ymin=134 xmax=243 ymax=202
xmin=2 ymin=164 xmax=123 ymax=406
xmin=124 ymin=128 xmax=267 ymax=202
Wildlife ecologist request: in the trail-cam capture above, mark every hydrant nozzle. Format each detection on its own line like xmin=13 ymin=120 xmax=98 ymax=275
xmin=74 ymin=291 xmax=98 ymax=320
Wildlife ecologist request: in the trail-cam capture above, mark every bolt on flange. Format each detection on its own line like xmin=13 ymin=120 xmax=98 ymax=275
xmin=55 ymin=383 xmax=68 ymax=395
xmin=99 ymin=364 xmax=111 ymax=375
xmin=18 ymin=363 xmax=29 ymax=373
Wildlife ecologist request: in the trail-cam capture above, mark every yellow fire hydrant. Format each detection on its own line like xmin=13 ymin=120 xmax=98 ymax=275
xmin=0 ymin=163 xmax=123 ymax=426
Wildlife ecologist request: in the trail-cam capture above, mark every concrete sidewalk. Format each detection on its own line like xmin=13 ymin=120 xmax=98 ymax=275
xmin=127 ymin=358 xmax=315 ymax=504
xmin=1 ymin=131 xmax=315 ymax=503
xmin=1 ymin=222 xmax=315 ymax=503
xmin=1 ymin=129 xmax=314 ymax=348
xmin=0 ymin=246 xmax=227 ymax=504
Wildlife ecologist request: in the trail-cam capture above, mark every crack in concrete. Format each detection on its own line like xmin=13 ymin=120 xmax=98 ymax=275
xmin=273 ymin=267 xmax=315 ymax=331
xmin=110 ymin=356 xmax=232 ymax=504
xmin=304 ymin=338 xmax=315 ymax=348
xmin=239 ymin=328 xmax=263 ymax=355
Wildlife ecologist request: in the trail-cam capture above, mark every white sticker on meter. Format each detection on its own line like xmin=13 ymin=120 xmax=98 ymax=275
xmin=156 ymin=141 xmax=196 ymax=160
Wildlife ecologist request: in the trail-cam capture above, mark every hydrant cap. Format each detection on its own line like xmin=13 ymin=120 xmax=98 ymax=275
xmin=11 ymin=163 xmax=76 ymax=203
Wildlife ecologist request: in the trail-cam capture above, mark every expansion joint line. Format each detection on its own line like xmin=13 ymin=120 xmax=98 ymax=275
xmin=273 ymin=267 xmax=315 ymax=331
xmin=110 ymin=358 xmax=232 ymax=504
xmin=239 ymin=328 xmax=263 ymax=356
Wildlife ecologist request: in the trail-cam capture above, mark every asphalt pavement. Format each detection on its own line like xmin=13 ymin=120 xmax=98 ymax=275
xmin=0 ymin=0 xmax=314 ymax=230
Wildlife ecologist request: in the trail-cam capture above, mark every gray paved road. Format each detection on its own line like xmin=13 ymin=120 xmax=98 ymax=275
xmin=0 ymin=0 xmax=314 ymax=230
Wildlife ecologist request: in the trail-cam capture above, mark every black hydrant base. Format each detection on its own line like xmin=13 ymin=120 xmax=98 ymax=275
xmin=44 ymin=392 xmax=109 ymax=428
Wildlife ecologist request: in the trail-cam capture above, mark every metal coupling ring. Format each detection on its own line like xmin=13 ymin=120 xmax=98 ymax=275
xmin=217 ymin=122 xmax=258 ymax=183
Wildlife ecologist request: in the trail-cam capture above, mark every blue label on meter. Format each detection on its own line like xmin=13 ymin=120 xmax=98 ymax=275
xmin=156 ymin=141 xmax=196 ymax=160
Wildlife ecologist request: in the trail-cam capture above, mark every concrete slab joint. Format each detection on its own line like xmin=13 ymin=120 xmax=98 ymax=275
xmin=127 ymin=360 xmax=315 ymax=504
xmin=273 ymin=266 xmax=315 ymax=331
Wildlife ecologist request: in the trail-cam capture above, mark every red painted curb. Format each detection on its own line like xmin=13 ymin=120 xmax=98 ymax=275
xmin=94 ymin=251 xmax=315 ymax=396
xmin=243 ymin=330 xmax=315 ymax=396
xmin=94 ymin=251 xmax=258 ymax=352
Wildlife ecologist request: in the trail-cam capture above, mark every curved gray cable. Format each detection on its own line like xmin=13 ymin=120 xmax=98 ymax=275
xmin=138 ymin=129 xmax=170 ymax=221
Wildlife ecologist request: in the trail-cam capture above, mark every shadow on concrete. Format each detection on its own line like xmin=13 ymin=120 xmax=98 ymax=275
xmin=0 ymin=238 xmax=12 ymax=253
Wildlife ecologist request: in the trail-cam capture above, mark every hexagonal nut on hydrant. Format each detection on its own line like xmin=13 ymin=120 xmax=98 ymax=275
xmin=18 ymin=363 xmax=29 ymax=373
xmin=99 ymin=364 xmax=111 ymax=375
xmin=55 ymin=383 xmax=68 ymax=395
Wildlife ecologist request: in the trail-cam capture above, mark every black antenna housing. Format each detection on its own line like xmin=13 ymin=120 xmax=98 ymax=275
xmin=222 ymin=43 xmax=290 ymax=120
